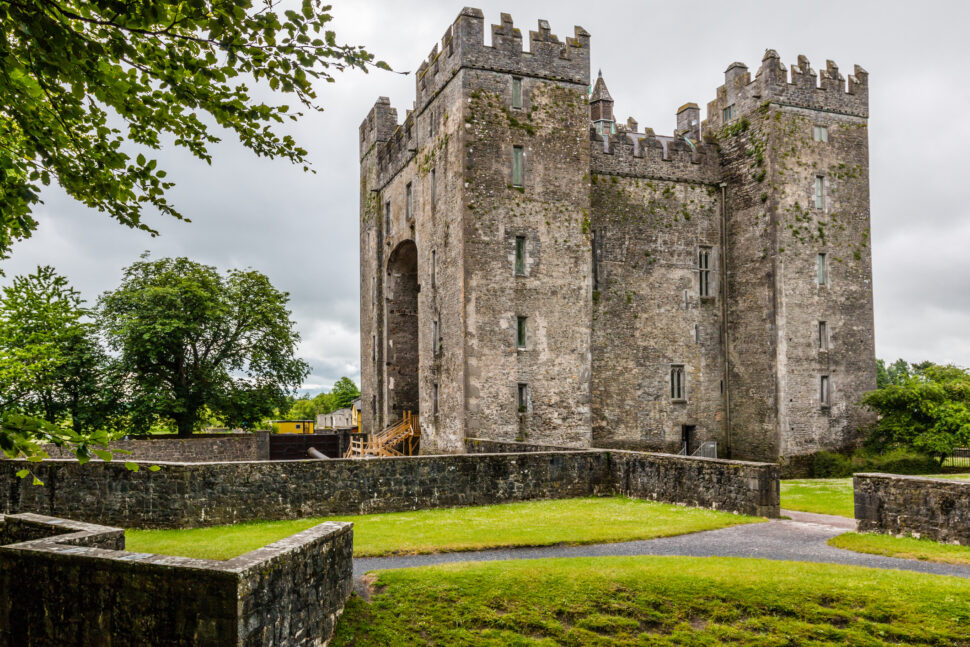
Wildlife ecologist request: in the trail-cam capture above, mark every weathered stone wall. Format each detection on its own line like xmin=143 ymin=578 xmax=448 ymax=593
xmin=36 ymin=432 xmax=270 ymax=463
xmin=0 ymin=513 xmax=353 ymax=646
xmin=854 ymin=473 xmax=970 ymax=545
xmin=464 ymin=437 xmax=581 ymax=453
xmin=0 ymin=451 xmax=779 ymax=528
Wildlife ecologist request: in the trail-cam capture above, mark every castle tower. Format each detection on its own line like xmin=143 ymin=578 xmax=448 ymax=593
xmin=590 ymin=71 xmax=614 ymax=136
xmin=706 ymin=50 xmax=876 ymax=466
xmin=359 ymin=9 xmax=593 ymax=451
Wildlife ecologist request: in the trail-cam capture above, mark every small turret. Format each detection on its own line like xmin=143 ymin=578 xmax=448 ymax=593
xmin=676 ymin=103 xmax=700 ymax=142
xmin=590 ymin=70 xmax=615 ymax=136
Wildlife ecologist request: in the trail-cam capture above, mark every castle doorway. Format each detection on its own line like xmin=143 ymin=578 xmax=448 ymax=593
xmin=385 ymin=240 xmax=420 ymax=421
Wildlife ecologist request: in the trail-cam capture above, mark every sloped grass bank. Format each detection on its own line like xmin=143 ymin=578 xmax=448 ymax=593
xmin=781 ymin=474 xmax=970 ymax=518
xmin=334 ymin=556 xmax=970 ymax=646
xmin=830 ymin=532 xmax=970 ymax=566
xmin=125 ymin=496 xmax=761 ymax=559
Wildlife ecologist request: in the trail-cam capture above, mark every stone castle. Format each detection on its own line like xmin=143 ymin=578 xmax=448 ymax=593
xmin=358 ymin=8 xmax=876 ymax=466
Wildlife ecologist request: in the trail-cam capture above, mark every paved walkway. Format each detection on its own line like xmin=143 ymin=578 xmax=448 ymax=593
xmin=353 ymin=509 xmax=970 ymax=593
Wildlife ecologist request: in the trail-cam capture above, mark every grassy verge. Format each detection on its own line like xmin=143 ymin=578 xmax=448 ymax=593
xmin=830 ymin=532 xmax=970 ymax=566
xmin=781 ymin=473 xmax=969 ymax=518
xmin=125 ymin=496 xmax=761 ymax=560
xmin=334 ymin=556 xmax=970 ymax=645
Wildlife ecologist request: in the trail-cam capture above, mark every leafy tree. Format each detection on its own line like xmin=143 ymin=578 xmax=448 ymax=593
xmin=863 ymin=363 xmax=970 ymax=466
xmin=0 ymin=0 xmax=388 ymax=258
xmin=287 ymin=396 xmax=318 ymax=420
xmin=99 ymin=255 xmax=309 ymax=436
xmin=329 ymin=376 xmax=359 ymax=411
xmin=876 ymin=358 xmax=911 ymax=388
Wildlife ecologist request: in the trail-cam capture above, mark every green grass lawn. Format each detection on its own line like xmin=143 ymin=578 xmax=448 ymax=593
xmin=830 ymin=532 xmax=970 ymax=566
xmin=781 ymin=473 xmax=970 ymax=518
xmin=333 ymin=556 xmax=970 ymax=645
xmin=125 ymin=496 xmax=761 ymax=560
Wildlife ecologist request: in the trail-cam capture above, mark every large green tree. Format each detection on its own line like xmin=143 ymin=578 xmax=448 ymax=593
xmin=99 ymin=256 xmax=309 ymax=435
xmin=863 ymin=362 xmax=970 ymax=466
xmin=0 ymin=0 xmax=387 ymax=258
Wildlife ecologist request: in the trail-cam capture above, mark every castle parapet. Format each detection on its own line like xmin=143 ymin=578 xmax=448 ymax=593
xmin=706 ymin=50 xmax=868 ymax=133
xmin=591 ymin=127 xmax=720 ymax=184
xmin=359 ymin=97 xmax=399 ymax=159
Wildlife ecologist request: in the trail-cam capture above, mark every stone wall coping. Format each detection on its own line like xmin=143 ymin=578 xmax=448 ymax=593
xmin=0 ymin=512 xmax=352 ymax=576
xmin=854 ymin=472 xmax=970 ymax=485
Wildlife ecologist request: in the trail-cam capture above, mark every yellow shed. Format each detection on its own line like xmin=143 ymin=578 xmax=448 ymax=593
xmin=270 ymin=420 xmax=315 ymax=434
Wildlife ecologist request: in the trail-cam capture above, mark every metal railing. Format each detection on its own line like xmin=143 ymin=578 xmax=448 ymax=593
xmin=943 ymin=448 xmax=970 ymax=469
xmin=691 ymin=441 xmax=718 ymax=459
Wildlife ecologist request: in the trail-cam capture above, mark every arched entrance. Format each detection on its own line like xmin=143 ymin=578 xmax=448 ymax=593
xmin=385 ymin=240 xmax=419 ymax=420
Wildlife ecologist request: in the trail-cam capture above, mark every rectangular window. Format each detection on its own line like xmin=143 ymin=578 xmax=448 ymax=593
xmin=820 ymin=375 xmax=830 ymax=406
xmin=372 ymin=276 xmax=376 ymax=306
xmin=430 ymin=168 xmax=436 ymax=204
xmin=694 ymin=324 xmax=700 ymax=343
xmin=670 ymin=365 xmax=685 ymax=400
xmin=433 ymin=383 xmax=439 ymax=414
xmin=517 ymin=383 xmax=529 ymax=413
xmin=371 ymin=395 xmax=376 ymax=415
xmin=372 ymin=335 xmax=376 ymax=362
xmin=429 ymin=111 xmax=436 ymax=139
xmin=723 ymin=105 xmax=735 ymax=122
xmin=818 ymin=321 xmax=828 ymax=350
xmin=384 ymin=201 xmax=391 ymax=237
xmin=815 ymin=176 xmax=824 ymax=209
xmin=512 ymin=77 xmax=522 ymax=109
xmin=591 ymin=229 xmax=600 ymax=291
xmin=698 ymin=246 xmax=712 ymax=298
xmin=405 ymin=182 xmax=413 ymax=221
xmin=432 ymin=319 xmax=440 ymax=354
xmin=512 ymin=146 xmax=524 ymax=187
xmin=516 ymin=316 xmax=527 ymax=349
xmin=431 ymin=249 xmax=437 ymax=288
xmin=514 ymin=236 xmax=526 ymax=275
xmin=813 ymin=125 xmax=828 ymax=142
xmin=817 ymin=253 xmax=827 ymax=286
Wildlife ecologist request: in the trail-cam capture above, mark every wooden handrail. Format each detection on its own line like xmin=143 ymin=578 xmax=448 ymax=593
xmin=344 ymin=410 xmax=420 ymax=458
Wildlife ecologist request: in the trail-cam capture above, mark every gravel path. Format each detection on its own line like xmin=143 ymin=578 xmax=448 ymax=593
xmin=353 ymin=509 xmax=970 ymax=593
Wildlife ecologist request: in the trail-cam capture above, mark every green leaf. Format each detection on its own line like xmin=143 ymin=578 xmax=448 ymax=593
xmin=15 ymin=469 xmax=29 ymax=478
xmin=93 ymin=449 xmax=113 ymax=462
xmin=149 ymin=465 xmax=161 ymax=472
xmin=124 ymin=461 xmax=139 ymax=472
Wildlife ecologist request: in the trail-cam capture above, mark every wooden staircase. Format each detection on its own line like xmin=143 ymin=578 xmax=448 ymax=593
xmin=344 ymin=411 xmax=420 ymax=458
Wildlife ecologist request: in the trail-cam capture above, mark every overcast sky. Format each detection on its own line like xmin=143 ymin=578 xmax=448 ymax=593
xmin=2 ymin=1 xmax=968 ymax=393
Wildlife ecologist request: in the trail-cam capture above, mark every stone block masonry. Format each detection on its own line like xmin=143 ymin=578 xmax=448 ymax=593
xmin=35 ymin=431 xmax=271 ymax=462
xmin=0 ymin=450 xmax=780 ymax=529
xmin=0 ymin=513 xmax=353 ymax=646
xmin=854 ymin=473 xmax=970 ymax=545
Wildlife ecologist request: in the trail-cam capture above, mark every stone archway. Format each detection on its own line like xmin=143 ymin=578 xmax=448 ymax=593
xmin=385 ymin=240 xmax=419 ymax=421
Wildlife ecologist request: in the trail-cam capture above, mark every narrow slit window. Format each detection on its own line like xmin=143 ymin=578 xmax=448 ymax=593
xmin=430 ymin=168 xmax=436 ymax=204
xmin=670 ymin=365 xmax=685 ymax=400
xmin=818 ymin=321 xmax=828 ymax=350
xmin=433 ymin=383 xmax=439 ymax=414
xmin=694 ymin=324 xmax=700 ymax=343
xmin=517 ymin=383 xmax=529 ymax=412
xmin=813 ymin=125 xmax=828 ymax=142
xmin=512 ymin=146 xmax=524 ymax=187
xmin=815 ymin=176 xmax=824 ymax=209
xmin=512 ymin=77 xmax=523 ymax=109
xmin=516 ymin=316 xmax=527 ymax=349
xmin=372 ymin=276 xmax=376 ymax=306
xmin=817 ymin=253 xmax=827 ymax=286
xmin=515 ymin=236 xmax=526 ymax=275
xmin=698 ymin=246 xmax=712 ymax=298
xmin=820 ymin=375 xmax=830 ymax=406
xmin=591 ymin=229 xmax=600 ymax=291
xmin=432 ymin=319 xmax=440 ymax=354
xmin=429 ymin=110 xmax=436 ymax=139
xmin=431 ymin=249 xmax=437 ymax=288
xmin=372 ymin=335 xmax=376 ymax=362
xmin=405 ymin=182 xmax=413 ymax=221
xmin=384 ymin=201 xmax=391 ymax=237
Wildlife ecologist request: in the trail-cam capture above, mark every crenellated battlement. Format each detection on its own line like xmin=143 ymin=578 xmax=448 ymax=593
xmin=590 ymin=127 xmax=720 ymax=184
xmin=359 ymin=96 xmax=399 ymax=158
xmin=706 ymin=50 xmax=868 ymax=133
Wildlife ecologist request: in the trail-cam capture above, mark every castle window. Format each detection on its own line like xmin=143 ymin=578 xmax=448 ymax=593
xmin=817 ymin=253 xmax=827 ymax=286
xmin=371 ymin=395 xmax=376 ymax=416
xmin=430 ymin=168 xmax=436 ymax=205
xmin=820 ymin=375 xmax=830 ymax=406
xmin=432 ymin=318 xmax=440 ymax=354
xmin=433 ymin=383 xmax=439 ymax=414
xmin=516 ymin=316 xmax=527 ymax=350
xmin=512 ymin=77 xmax=522 ymax=109
xmin=429 ymin=110 xmax=436 ymax=139
xmin=723 ymin=105 xmax=735 ymax=122
xmin=813 ymin=125 xmax=828 ymax=142
xmin=670 ymin=365 xmax=685 ymax=401
xmin=372 ymin=276 xmax=376 ymax=306
xmin=405 ymin=182 xmax=413 ymax=221
xmin=431 ymin=249 xmax=437 ymax=288
xmin=384 ymin=201 xmax=391 ymax=237
xmin=698 ymin=246 xmax=712 ymax=298
xmin=372 ymin=335 xmax=376 ymax=362
xmin=815 ymin=176 xmax=824 ymax=209
xmin=591 ymin=229 xmax=601 ymax=291
xmin=818 ymin=321 xmax=828 ymax=350
xmin=515 ymin=236 xmax=526 ymax=275
xmin=517 ymin=383 xmax=529 ymax=413
xmin=694 ymin=324 xmax=700 ymax=343
xmin=512 ymin=146 xmax=524 ymax=187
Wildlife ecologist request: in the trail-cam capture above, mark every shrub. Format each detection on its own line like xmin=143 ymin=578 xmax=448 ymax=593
xmin=811 ymin=448 xmax=941 ymax=477
xmin=812 ymin=451 xmax=852 ymax=477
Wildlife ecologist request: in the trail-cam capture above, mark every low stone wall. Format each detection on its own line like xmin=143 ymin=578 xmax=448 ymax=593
xmin=1 ymin=449 xmax=779 ymax=528
xmin=855 ymin=473 xmax=970 ymax=545
xmin=38 ymin=431 xmax=271 ymax=462
xmin=0 ymin=513 xmax=353 ymax=646
xmin=464 ymin=437 xmax=583 ymax=453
